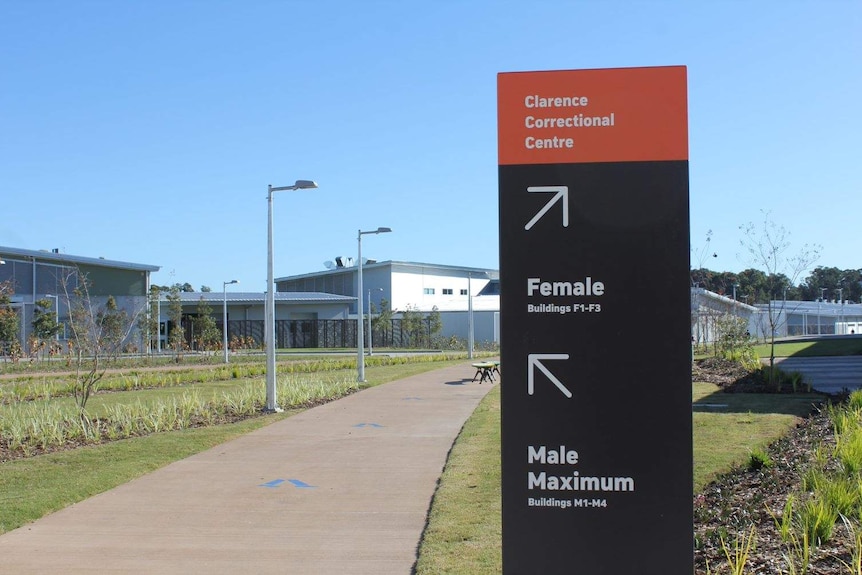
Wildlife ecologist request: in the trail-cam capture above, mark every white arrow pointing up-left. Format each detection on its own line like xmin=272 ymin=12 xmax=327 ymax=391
xmin=524 ymin=186 xmax=568 ymax=230
xmin=528 ymin=353 xmax=572 ymax=398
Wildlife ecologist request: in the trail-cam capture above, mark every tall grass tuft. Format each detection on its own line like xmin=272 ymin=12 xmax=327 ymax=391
xmin=719 ymin=526 xmax=756 ymax=575
xmin=840 ymin=515 xmax=862 ymax=575
xmin=797 ymin=496 xmax=838 ymax=545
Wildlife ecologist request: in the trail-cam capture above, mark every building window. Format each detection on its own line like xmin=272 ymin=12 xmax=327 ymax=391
xmin=423 ymin=288 xmax=435 ymax=295
xmin=460 ymin=289 xmax=468 ymax=295
xmin=442 ymin=288 xmax=453 ymax=295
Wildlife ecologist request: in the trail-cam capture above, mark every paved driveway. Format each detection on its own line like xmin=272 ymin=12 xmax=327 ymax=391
xmin=774 ymin=356 xmax=862 ymax=394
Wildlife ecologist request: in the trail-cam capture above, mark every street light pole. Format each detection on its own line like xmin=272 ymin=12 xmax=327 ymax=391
xmin=266 ymin=180 xmax=318 ymax=412
xmin=357 ymin=227 xmax=392 ymax=382
xmin=818 ymin=287 xmax=827 ymax=336
xmin=223 ymin=280 xmax=238 ymax=364
xmin=155 ymin=295 xmax=161 ymax=353
xmin=838 ymin=288 xmax=845 ymax=334
xmin=467 ymin=273 xmax=474 ymax=359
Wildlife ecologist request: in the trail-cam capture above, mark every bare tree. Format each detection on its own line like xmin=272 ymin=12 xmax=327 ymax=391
xmin=740 ymin=211 xmax=820 ymax=389
xmin=61 ymin=269 xmax=138 ymax=415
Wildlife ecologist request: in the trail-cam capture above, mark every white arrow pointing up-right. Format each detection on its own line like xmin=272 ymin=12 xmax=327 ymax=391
xmin=524 ymin=186 xmax=569 ymax=230
xmin=528 ymin=353 xmax=572 ymax=398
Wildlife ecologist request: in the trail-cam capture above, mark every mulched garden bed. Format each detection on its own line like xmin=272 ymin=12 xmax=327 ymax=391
xmin=693 ymin=357 xmax=853 ymax=574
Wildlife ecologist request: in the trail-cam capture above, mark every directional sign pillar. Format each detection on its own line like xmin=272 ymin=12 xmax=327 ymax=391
xmin=498 ymin=66 xmax=692 ymax=574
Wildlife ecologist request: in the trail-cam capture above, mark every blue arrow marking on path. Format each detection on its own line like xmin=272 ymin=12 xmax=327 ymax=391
xmin=259 ymin=479 xmax=285 ymax=488
xmin=353 ymin=423 xmax=383 ymax=428
xmin=288 ymin=479 xmax=315 ymax=489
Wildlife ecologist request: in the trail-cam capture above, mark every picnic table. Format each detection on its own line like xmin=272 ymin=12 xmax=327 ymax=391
xmin=471 ymin=361 xmax=501 ymax=384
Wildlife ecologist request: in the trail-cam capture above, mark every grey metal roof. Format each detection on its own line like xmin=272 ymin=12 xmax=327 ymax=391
xmin=0 ymin=245 xmax=160 ymax=272
xmin=692 ymin=287 xmax=758 ymax=311
xmin=161 ymin=291 xmax=355 ymax=304
xmin=477 ymin=279 xmax=500 ymax=296
xmin=276 ymin=260 xmax=499 ymax=283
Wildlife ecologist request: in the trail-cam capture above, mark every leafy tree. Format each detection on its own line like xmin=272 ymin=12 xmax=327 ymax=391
xmin=0 ymin=280 xmax=20 ymax=359
xmin=428 ymin=305 xmax=442 ymax=345
xmin=373 ymin=298 xmax=393 ymax=346
xmin=715 ymin=314 xmax=755 ymax=365
xmin=739 ymin=211 xmax=820 ymax=389
xmin=32 ymin=297 xmax=61 ymax=359
xmin=800 ymin=267 xmax=862 ymax=303
xmin=735 ymin=268 xmax=769 ymax=304
xmin=690 ymin=267 xmax=715 ymax=290
xmin=200 ymin=285 xmax=212 ymax=293
xmin=841 ymin=269 xmax=862 ymax=303
xmin=33 ymin=298 xmax=61 ymax=340
xmin=709 ymin=271 xmax=738 ymax=297
xmin=191 ymin=296 xmax=221 ymax=351
xmin=400 ymin=305 xmax=424 ymax=348
xmin=98 ymin=296 xmax=129 ymax=351
xmin=152 ymin=282 xmax=194 ymax=293
xmin=166 ymin=285 xmax=185 ymax=360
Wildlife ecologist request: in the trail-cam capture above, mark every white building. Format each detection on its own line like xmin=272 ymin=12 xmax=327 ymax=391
xmin=754 ymin=299 xmax=862 ymax=338
xmin=691 ymin=287 xmax=758 ymax=345
xmin=692 ymin=287 xmax=862 ymax=343
xmin=276 ymin=261 xmax=500 ymax=345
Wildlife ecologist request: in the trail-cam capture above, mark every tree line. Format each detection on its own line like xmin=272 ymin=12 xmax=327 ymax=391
xmin=691 ymin=266 xmax=862 ymax=305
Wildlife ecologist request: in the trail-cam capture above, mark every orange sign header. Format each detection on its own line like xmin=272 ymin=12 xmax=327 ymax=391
xmin=498 ymin=66 xmax=688 ymax=165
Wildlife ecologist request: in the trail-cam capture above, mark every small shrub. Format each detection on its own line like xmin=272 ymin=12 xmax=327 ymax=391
xmin=748 ymin=448 xmax=774 ymax=471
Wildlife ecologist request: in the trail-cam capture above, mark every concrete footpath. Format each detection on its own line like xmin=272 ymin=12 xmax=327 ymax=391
xmin=0 ymin=362 xmax=497 ymax=574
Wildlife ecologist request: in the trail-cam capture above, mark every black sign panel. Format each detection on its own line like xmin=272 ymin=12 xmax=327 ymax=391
xmin=498 ymin=67 xmax=692 ymax=574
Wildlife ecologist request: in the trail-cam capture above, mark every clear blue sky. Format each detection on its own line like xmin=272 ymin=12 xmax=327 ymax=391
xmin=1 ymin=1 xmax=859 ymax=291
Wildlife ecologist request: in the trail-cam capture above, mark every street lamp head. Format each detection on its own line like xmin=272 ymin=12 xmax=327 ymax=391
xmin=359 ymin=226 xmax=393 ymax=238
xmin=225 ymin=279 xmax=239 ymax=286
xmin=270 ymin=180 xmax=318 ymax=193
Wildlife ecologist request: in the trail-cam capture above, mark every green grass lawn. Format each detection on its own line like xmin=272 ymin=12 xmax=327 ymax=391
xmin=692 ymin=382 xmax=821 ymax=490
xmin=753 ymin=337 xmax=862 ymax=358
